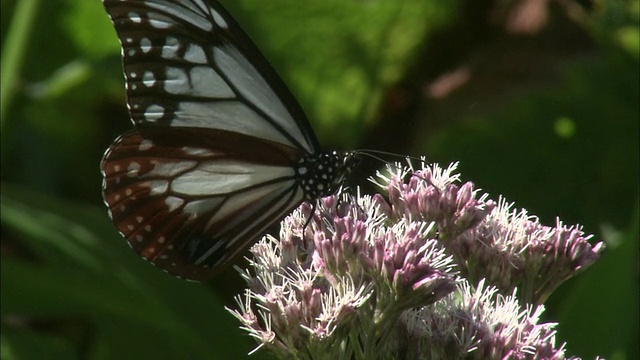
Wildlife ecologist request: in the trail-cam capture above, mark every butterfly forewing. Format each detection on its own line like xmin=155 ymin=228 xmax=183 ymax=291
xmin=103 ymin=0 xmax=319 ymax=153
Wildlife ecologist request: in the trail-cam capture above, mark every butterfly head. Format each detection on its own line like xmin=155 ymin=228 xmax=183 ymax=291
xmin=296 ymin=151 xmax=359 ymax=202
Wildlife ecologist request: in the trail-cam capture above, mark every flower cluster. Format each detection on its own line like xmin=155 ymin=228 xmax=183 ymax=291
xmin=228 ymin=162 xmax=605 ymax=359
xmin=455 ymin=199 xmax=605 ymax=304
xmin=377 ymin=162 xmax=604 ymax=305
xmin=402 ymin=279 xmax=569 ymax=360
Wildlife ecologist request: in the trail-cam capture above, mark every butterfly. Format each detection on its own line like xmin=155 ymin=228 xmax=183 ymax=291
xmin=101 ymin=0 xmax=358 ymax=280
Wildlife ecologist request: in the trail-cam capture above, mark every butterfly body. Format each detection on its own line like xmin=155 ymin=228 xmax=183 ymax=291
xmin=101 ymin=0 xmax=355 ymax=280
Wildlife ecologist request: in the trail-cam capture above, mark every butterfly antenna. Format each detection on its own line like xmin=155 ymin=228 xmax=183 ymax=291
xmin=354 ymin=149 xmax=428 ymax=167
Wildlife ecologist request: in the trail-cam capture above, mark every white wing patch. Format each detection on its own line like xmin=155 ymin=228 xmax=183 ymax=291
xmin=161 ymin=36 xmax=180 ymax=59
xmin=128 ymin=12 xmax=141 ymax=23
xmin=168 ymin=101 xmax=297 ymax=146
xmin=142 ymin=0 xmax=213 ymax=32
xmin=211 ymin=9 xmax=228 ymax=29
xmin=140 ymin=37 xmax=152 ymax=53
xmin=171 ymin=162 xmax=294 ymax=196
xmin=182 ymin=197 xmax=225 ymax=217
xmin=139 ymin=139 xmax=153 ymax=151
xmin=142 ymin=71 xmax=156 ymax=87
xmin=147 ymin=160 xmax=198 ymax=178
xmin=184 ymin=44 xmax=207 ymax=64
xmin=147 ymin=13 xmax=172 ymax=29
xmin=144 ymin=104 xmax=164 ymax=122
xmin=163 ymin=66 xmax=234 ymax=97
xmin=165 ymin=195 xmax=184 ymax=211
xmin=148 ymin=180 xmax=169 ymax=195
xmin=214 ymin=44 xmax=311 ymax=153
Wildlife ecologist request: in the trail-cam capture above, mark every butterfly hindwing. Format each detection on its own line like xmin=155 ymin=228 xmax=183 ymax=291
xmin=101 ymin=127 xmax=306 ymax=279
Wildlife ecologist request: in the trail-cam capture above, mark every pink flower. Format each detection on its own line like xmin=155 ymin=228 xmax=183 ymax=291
xmin=228 ymin=162 xmax=604 ymax=359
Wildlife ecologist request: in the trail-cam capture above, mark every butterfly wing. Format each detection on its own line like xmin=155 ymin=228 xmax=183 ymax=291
xmin=102 ymin=128 xmax=305 ymax=280
xmin=101 ymin=0 xmax=320 ymax=279
xmin=103 ymin=0 xmax=319 ymax=153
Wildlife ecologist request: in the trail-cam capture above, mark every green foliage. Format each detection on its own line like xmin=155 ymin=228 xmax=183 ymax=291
xmin=427 ymin=52 xmax=639 ymax=231
xmin=224 ymin=0 xmax=457 ymax=148
xmin=1 ymin=0 xmax=637 ymax=359
xmin=2 ymin=184 xmax=262 ymax=359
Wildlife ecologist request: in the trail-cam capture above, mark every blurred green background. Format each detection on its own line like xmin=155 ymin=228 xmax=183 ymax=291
xmin=1 ymin=0 xmax=638 ymax=359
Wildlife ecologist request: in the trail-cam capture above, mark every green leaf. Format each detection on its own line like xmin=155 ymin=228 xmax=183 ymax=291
xmin=1 ymin=184 xmax=265 ymax=359
xmin=224 ymin=0 xmax=458 ymax=148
